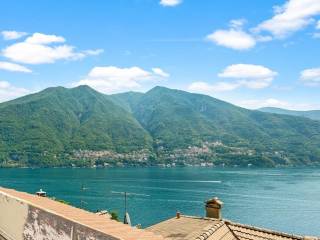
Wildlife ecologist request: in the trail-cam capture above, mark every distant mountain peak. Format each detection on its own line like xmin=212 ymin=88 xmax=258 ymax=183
xmin=72 ymin=85 xmax=94 ymax=91
xmin=259 ymin=107 xmax=320 ymax=121
xmin=147 ymin=86 xmax=174 ymax=93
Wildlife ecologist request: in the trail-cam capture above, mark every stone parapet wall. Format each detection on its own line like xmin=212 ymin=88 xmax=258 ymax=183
xmin=0 ymin=187 xmax=163 ymax=240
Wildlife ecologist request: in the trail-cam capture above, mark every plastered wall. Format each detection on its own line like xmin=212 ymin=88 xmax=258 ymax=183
xmin=0 ymin=191 xmax=118 ymax=240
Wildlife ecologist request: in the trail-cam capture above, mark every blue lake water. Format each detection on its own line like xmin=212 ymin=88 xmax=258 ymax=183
xmin=0 ymin=167 xmax=319 ymax=236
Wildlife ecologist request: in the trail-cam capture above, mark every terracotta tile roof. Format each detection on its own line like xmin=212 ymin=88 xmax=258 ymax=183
xmin=226 ymin=221 xmax=304 ymax=240
xmin=0 ymin=187 xmax=164 ymax=240
xmin=147 ymin=215 xmax=317 ymax=240
xmin=199 ymin=222 xmax=237 ymax=240
xmin=147 ymin=215 xmax=237 ymax=240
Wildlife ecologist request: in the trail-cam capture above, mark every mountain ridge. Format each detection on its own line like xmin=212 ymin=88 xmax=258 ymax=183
xmin=259 ymin=107 xmax=320 ymax=121
xmin=0 ymin=85 xmax=320 ymax=167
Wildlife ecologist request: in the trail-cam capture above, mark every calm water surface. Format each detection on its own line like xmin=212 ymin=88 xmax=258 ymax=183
xmin=0 ymin=167 xmax=319 ymax=236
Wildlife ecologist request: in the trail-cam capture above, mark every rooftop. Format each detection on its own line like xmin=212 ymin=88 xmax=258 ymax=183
xmin=147 ymin=215 xmax=317 ymax=240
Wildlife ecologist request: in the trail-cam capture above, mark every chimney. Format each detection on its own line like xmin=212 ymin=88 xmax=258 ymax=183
xmin=36 ymin=189 xmax=47 ymax=197
xmin=205 ymin=197 xmax=223 ymax=219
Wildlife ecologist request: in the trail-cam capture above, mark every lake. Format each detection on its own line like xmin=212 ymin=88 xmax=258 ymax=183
xmin=0 ymin=167 xmax=319 ymax=236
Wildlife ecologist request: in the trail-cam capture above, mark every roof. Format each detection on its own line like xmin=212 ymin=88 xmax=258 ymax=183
xmin=225 ymin=221 xmax=304 ymax=240
xmin=0 ymin=187 xmax=163 ymax=240
xmin=147 ymin=216 xmax=237 ymax=240
xmin=147 ymin=215 xmax=317 ymax=240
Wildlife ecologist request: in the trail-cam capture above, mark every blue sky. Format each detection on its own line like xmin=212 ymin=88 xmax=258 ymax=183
xmin=0 ymin=0 xmax=320 ymax=110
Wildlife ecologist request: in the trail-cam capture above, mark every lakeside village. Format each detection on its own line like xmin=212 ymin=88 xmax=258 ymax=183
xmin=70 ymin=141 xmax=289 ymax=168
xmin=1 ymin=141 xmax=291 ymax=168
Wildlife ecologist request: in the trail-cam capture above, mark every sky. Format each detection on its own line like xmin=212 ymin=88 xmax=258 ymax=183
xmin=0 ymin=0 xmax=320 ymax=110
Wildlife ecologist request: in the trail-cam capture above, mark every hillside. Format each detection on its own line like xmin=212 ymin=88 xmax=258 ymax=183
xmin=0 ymin=86 xmax=152 ymax=167
xmin=0 ymin=86 xmax=320 ymax=167
xmin=113 ymin=87 xmax=320 ymax=167
xmin=259 ymin=107 xmax=320 ymax=121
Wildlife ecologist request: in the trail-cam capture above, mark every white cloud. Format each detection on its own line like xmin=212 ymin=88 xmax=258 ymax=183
xmin=2 ymin=32 xmax=103 ymax=64
xmin=152 ymin=68 xmax=170 ymax=78
xmin=188 ymin=64 xmax=277 ymax=94
xmin=189 ymin=81 xmax=240 ymax=93
xmin=74 ymin=66 xmax=169 ymax=93
xmin=0 ymin=61 xmax=32 ymax=73
xmin=240 ymin=98 xmax=291 ymax=109
xmin=255 ymin=0 xmax=320 ymax=38
xmin=0 ymin=81 xmax=30 ymax=102
xmin=25 ymin=32 xmax=65 ymax=44
xmin=208 ymin=1 xmax=320 ymax=50
xmin=218 ymin=64 xmax=277 ymax=89
xmin=207 ymin=29 xmax=256 ymax=50
xmin=206 ymin=19 xmax=256 ymax=50
xmin=300 ymin=67 xmax=320 ymax=85
xmin=160 ymin=0 xmax=182 ymax=7
xmin=83 ymin=49 xmax=104 ymax=56
xmin=229 ymin=19 xmax=247 ymax=29
xmin=238 ymin=98 xmax=319 ymax=111
xmin=1 ymin=30 xmax=27 ymax=40
xmin=3 ymin=42 xmax=79 ymax=64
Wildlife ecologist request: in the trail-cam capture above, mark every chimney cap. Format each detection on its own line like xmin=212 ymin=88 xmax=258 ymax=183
xmin=36 ymin=189 xmax=47 ymax=197
xmin=206 ymin=197 xmax=223 ymax=206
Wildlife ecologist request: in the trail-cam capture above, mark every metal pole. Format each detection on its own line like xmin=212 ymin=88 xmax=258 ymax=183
xmin=124 ymin=192 xmax=127 ymax=213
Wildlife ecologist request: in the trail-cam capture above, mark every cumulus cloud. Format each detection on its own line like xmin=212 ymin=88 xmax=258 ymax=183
xmin=25 ymin=32 xmax=65 ymax=44
xmin=206 ymin=19 xmax=256 ymax=50
xmin=189 ymin=64 xmax=277 ymax=94
xmin=207 ymin=29 xmax=256 ymax=50
xmin=0 ymin=61 xmax=32 ymax=73
xmin=160 ymin=0 xmax=182 ymax=7
xmin=1 ymin=30 xmax=27 ymax=40
xmin=255 ymin=0 xmax=320 ymax=38
xmin=218 ymin=64 xmax=277 ymax=89
xmin=74 ymin=66 xmax=169 ymax=93
xmin=0 ymin=81 xmax=30 ymax=102
xmin=300 ymin=67 xmax=320 ymax=86
xmin=152 ymin=68 xmax=170 ymax=78
xmin=208 ymin=1 xmax=320 ymax=50
xmin=2 ymin=32 xmax=103 ymax=64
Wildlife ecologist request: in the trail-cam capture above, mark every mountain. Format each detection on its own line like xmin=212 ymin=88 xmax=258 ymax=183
xmin=259 ymin=107 xmax=320 ymax=121
xmin=0 ymin=86 xmax=152 ymax=167
xmin=112 ymin=87 xmax=320 ymax=166
xmin=1 ymin=86 xmax=320 ymax=167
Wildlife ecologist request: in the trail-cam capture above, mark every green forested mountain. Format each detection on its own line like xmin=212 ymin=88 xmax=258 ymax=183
xmin=259 ymin=107 xmax=320 ymax=121
xmin=0 ymin=86 xmax=152 ymax=166
xmin=1 ymin=86 xmax=320 ymax=167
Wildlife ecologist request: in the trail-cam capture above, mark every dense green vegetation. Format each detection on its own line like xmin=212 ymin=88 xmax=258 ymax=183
xmin=0 ymin=85 xmax=320 ymax=167
xmin=0 ymin=86 xmax=152 ymax=167
xmin=259 ymin=107 xmax=320 ymax=121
